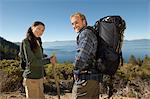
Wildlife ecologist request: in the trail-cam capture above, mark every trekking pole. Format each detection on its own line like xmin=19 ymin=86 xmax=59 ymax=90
xmin=51 ymin=53 xmax=60 ymax=99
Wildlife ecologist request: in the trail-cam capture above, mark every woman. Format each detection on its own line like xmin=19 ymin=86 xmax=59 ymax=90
xmin=21 ymin=21 xmax=56 ymax=99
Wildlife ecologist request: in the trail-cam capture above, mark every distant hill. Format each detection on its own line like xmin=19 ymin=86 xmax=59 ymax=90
xmin=125 ymin=39 xmax=150 ymax=42
xmin=43 ymin=40 xmax=76 ymax=48
xmin=43 ymin=39 xmax=150 ymax=48
xmin=0 ymin=36 xmax=19 ymax=60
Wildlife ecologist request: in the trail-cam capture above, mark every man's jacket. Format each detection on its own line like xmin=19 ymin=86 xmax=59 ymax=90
xmin=74 ymin=27 xmax=98 ymax=71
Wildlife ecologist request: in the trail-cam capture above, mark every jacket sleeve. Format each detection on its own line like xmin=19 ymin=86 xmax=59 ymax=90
xmin=23 ymin=39 xmax=50 ymax=66
xmin=74 ymin=30 xmax=97 ymax=70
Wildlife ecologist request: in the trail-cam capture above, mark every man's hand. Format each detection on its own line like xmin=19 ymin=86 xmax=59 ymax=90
xmin=73 ymin=70 xmax=80 ymax=81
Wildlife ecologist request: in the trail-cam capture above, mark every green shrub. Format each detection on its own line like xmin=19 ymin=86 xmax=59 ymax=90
xmin=45 ymin=63 xmax=73 ymax=80
xmin=117 ymin=55 xmax=150 ymax=81
xmin=0 ymin=60 xmax=22 ymax=92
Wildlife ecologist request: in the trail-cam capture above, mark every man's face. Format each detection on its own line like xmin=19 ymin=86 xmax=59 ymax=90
xmin=70 ymin=15 xmax=86 ymax=33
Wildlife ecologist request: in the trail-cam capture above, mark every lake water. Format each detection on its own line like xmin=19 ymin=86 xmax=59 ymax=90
xmin=43 ymin=40 xmax=150 ymax=63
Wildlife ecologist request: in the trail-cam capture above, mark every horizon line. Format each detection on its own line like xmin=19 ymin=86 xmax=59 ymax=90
xmin=0 ymin=36 xmax=150 ymax=43
xmin=43 ymin=38 xmax=150 ymax=42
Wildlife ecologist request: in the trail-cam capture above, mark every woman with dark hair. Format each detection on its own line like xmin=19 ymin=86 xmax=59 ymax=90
xmin=21 ymin=21 xmax=56 ymax=99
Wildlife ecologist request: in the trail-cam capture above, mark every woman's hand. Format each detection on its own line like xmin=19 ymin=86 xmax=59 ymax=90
xmin=50 ymin=55 xmax=56 ymax=65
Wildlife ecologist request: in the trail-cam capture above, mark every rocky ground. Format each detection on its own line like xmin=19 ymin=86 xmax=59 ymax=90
xmin=0 ymin=76 xmax=150 ymax=99
xmin=0 ymin=92 xmax=137 ymax=99
xmin=0 ymin=91 xmax=71 ymax=99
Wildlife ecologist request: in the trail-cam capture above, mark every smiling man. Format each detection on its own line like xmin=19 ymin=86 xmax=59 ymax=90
xmin=70 ymin=12 xmax=102 ymax=99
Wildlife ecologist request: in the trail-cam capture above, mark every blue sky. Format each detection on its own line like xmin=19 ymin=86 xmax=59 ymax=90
xmin=1 ymin=0 xmax=150 ymax=42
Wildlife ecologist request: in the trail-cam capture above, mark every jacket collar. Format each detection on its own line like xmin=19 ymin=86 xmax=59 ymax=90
xmin=78 ymin=26 xmax=87 ymax=33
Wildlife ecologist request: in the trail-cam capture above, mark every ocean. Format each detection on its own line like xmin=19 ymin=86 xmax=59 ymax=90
xmin=43 ymin=40 xmax=150 ymax=63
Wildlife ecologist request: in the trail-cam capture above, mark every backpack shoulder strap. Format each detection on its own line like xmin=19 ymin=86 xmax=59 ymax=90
xmin=86 ymin=26 xmax=102 ymax=60
xmin=86 ymin=26 xmax=96 ymax=33
xmin=86 ymin=26 xmax=100 ymax=39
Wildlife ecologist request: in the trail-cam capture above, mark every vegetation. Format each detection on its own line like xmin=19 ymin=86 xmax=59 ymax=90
xmin=0 ymin=37 xmax=19 ymax=60
xmin=0 ymin=59 xmax=73 ymax=92
xmin=45 ymin=62 xmax=73 ymax=80
xmin=0 ymin=55 xmax=149 ymax=98
xmin=114 ymin=55 xmax=150 ymax=98
xmin=0 ymin=60 xmax=22 ymax=92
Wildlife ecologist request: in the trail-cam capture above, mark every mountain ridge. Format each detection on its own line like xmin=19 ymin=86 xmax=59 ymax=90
xmin=43 ymin=39 xmax=150 ymax=43
xmin=0 ymin=36 xmax=19 ymax=59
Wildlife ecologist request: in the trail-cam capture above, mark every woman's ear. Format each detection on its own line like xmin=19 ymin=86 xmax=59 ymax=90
xmin=31 ymin=26 xmax=34 ymax=30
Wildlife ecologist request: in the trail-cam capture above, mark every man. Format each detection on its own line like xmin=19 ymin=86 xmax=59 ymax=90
xmin=70 ymin=12 xmax=102 ymax=99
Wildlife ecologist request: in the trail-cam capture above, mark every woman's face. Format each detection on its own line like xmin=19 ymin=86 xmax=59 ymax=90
xmin=32 ymin=24 xmax=45 ymax=37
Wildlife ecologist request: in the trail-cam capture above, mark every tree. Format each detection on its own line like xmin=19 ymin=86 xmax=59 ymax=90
xmin=142 ymin=55 xmax=150 ymax=68
xmin=137 ymin=58 xmax=143 ymax=66
xmin=128 ymin=55 xmax=137 ymax=65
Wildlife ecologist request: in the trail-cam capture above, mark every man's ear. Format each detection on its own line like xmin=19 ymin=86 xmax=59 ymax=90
xmin=83 ymin=20 xmax=87 ymax=26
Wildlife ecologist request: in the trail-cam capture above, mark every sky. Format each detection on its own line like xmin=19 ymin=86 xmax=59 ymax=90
xmin=0 ymin=0 xmax=150 ymax=42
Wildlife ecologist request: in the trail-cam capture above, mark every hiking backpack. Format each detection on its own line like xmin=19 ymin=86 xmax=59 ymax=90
xmin=89 ymin=16 xmax=126 ymax=75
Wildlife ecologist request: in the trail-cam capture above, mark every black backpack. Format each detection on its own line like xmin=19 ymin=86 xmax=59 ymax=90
xmin=88 ymin=16 xmax=126 ymax=75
